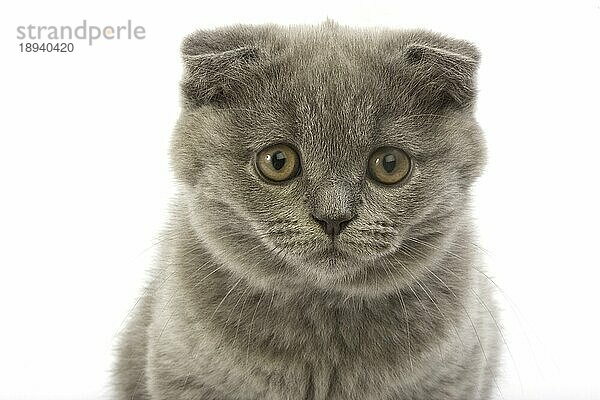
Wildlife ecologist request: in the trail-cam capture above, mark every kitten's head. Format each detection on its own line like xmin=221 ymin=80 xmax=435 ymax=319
xmin=171 ymin=22 xmax=486 ymax=296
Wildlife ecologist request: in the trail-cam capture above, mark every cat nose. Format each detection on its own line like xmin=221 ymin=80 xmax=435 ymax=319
xmin=311 ymin=213 xmax=355 ymax=236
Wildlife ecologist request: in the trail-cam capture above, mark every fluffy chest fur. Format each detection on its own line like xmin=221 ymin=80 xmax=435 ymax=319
xmin=139 ymin=217 xmax=490 ymax=400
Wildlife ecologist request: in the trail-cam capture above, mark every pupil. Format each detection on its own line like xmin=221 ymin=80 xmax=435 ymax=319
xmin=382 ymin=154 xmax=396 ymax=173
xmin=271 ymin=151 xmax=287 ymax=170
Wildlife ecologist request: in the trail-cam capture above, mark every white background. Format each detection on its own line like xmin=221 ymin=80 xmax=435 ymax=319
xmin=1 ymin=0 xmax=599 ymax=398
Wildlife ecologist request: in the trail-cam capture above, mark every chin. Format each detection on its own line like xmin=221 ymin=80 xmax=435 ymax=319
xmin=292 ymin=246 xmax=362 ymax=282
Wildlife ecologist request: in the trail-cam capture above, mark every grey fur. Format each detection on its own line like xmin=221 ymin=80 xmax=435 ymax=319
xmin=114 ymin=21 xmax=501 ymax=400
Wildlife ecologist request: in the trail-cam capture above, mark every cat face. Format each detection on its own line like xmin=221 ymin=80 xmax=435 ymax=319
xmin=171 ymin=23 xmax=486 ymax=295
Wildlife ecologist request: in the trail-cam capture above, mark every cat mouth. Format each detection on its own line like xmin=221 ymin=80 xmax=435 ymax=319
xmin=317 ymin=247 xmax=346 ymax=258
xmin=305 ymin=243 xmax=352 ymax=262
xmin=299 ymin=245 xmax=367 ymax=281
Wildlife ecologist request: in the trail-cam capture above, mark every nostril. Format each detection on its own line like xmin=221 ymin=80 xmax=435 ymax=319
xmin=312 ymin=216 xmax=328 ymax=233
xmin=338 ymin=219 xmax=351 ymax=232
xmin=311 ymin=214 xmax=355 ymax=236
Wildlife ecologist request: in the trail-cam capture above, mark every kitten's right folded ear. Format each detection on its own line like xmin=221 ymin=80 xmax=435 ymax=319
xmin=180 ymin=28 xmax=264 ymax=107
xmin=401 ymin=40 xmax=481 ymax=109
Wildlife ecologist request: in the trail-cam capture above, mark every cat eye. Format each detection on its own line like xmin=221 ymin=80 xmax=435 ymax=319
xmin=255 ymin=144 xmax=301 ymax=183
xmin=368 ymin=147 xmax=412 ymax=185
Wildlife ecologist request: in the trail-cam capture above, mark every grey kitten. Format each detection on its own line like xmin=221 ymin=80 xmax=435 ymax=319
xmin=114 ymin=21 xmax=501 ymax=400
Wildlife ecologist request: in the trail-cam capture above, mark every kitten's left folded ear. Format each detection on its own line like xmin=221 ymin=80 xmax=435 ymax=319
xmin=180 ymin=27 xmax=267 ymax=107
xmin=403 ymin=41 xmax=481 ymax=108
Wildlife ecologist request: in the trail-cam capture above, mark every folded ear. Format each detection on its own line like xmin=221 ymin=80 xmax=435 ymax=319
xmin=403 ymin=42 xmax=480 ymax=108
xmin=180 ymin=28 xmax=263 ymax=107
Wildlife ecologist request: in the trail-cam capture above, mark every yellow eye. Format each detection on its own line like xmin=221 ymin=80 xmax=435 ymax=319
xmin=256 ymin=144 xmax=301 ymax=183
xmin=368 ymin=147 xmax=411 ymax=185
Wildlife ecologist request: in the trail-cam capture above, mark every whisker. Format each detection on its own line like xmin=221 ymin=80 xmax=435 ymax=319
xmin=393 ymin=255 xmax=470 ymax=360
xmin=131 ymin=286 xmax=181 ymax=400
xmin=246 ymin=290 xmax=265 ymax=366
xmin=380 ymin=263 xmax=414 ymax=372
xmin=422 ymin=264 xmax=504 ymax=399
xmin=405 ymin=234 xmax=546 ymax=386
xmin=210 ymin=277 xmax=244 ymax=321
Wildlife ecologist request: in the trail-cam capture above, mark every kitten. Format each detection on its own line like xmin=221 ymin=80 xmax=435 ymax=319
xmin=114 ymin=21 xmax=501 ymax=400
